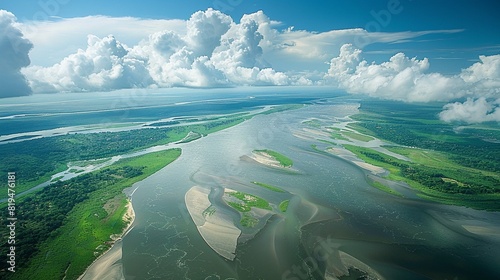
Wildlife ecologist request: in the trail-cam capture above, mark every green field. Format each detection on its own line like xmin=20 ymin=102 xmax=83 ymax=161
xmin=0 ymin=149 xmax=182 ymax=280
xmin=254 ymin=149 xmax=294 ymax=167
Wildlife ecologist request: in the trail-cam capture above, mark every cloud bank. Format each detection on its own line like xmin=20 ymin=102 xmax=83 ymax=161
xmin=325 ymin=44 xmax=500 ymax=123
xmin=4 ymin=8 xmax=500 ymax=123
xmin=0 ymin=10 xmax=33 ymax=98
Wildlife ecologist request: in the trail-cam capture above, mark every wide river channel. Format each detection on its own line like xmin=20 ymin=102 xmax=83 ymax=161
xmin=118 ymin=101 xmax=500 ymax=279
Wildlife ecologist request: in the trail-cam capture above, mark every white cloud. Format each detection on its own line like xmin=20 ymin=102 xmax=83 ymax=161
xmin=0 ymin=10 xmax=33 ymax=98
xmin=439 ymin=98 xmax=500 ymax=123
xmin=25 ymin=35 xmax=153 ymax=93
xmin=10 ymin=9 xmax=500 ymax=123
xmin=18 ymin=16 xmax=186 ymax=66
xmin=325 ymin=44 xmax=463 ymax=102
xmin=324 ymin=44 xmax=500 ymax=123
xmin=460 ymin=54 xmax=500 ymax=96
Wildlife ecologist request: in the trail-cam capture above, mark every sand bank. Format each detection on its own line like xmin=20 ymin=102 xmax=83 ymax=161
xmin=185 ymin=186 xmax=241 ymax=260
xmin=327 ymin=147 xmax=387 ymax=175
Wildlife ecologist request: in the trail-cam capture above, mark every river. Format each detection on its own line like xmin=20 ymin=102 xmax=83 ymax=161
xmin=114 ymin=102 xmax=500 ymax=279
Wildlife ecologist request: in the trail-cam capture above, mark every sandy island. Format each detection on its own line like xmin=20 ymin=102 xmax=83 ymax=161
xmin=185 ymin=186 xmax=241 ymax=260
xmin=78 ymin=199 xmax=135 ymax=280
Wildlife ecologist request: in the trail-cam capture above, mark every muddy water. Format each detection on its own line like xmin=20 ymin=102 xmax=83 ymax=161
xmin=122 ymin=102 xmax=500 ymax=279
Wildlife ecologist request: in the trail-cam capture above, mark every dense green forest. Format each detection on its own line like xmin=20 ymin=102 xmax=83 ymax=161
xmin=0 ymin=149 xmax=181 ymax=279
xmin=343 ymin=100 xmax=500 ymax=210
xmin=350 ymin=100 xmax=500 ymax=173
xmin=0 ymin=116 xmax=247 ymax=199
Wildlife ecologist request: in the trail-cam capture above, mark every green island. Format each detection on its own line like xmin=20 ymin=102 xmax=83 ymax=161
xmin=254 ymin=149 xmax=294 ymax=167
xmin=251 ymin=181 xmax=286 ymax=193
xmin=225 ymin=191 xmax=272 ymax=212
xmin=342 ymin=100 xmax=500 ymax=210
xmin=302 ymin=119 xmax=322 ymax=128
xmin=0 ymin=149 xmax=181 ymax=280
xmin=224 ymin=190 xmax=274 ymax=228
xmin=328 ymin=128 xmax=350 ymax=141
xmin=279 ymin=200 xmax=290 ymax=212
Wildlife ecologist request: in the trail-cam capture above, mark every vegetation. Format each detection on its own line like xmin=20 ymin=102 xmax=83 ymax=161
xmin=254 ymin=149 xmax=293 ymax=167
xmin=225 ymin=191 xmax=272 ymax=212
xmin=329 ymin=130 xmax=350 ymax=141
xmin=0 ymin=149 xmax=182 ymax=280
xmin=260 ymin=104 xmax=304 ymax=115
xmin=344 ymin=145 xmax=500 ymax=210
xmin=351 ymin=100 xmax=500 ymax=173
xmin=240 ymin=213 xmax=259 ymax=228
xmin=0 ymin=116 xmax=249 ymax=200
xmin=341 ymin=131 xmax=374 ymax=142
xmin=202 ymin=206 xmax=216 ymax=218
xmin=369 ymin=180 xmax=403 ymax=197
xmin=340 ymin=100 xmax=500 ymax=210
xmin=302 ymin=119 xmax=322 ymax=128
xmin=251 ymin=181 xmax=286 ymax=193
xmin=177 ymin=131 xmax=202 ymax=143
xmin=279 ymin=200 xmax=290 ymax=212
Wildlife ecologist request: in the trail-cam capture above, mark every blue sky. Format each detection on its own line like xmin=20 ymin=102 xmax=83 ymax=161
xmin=1 ymin=0 xmax=500 ymax=123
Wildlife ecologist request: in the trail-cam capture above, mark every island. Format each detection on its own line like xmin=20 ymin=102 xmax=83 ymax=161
xmin=249 ymin=149 xmax=294 ymax=169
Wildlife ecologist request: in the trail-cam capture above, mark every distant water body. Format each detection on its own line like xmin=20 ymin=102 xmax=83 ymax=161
xmin=0 ymin=87 xmax=343 ymax=136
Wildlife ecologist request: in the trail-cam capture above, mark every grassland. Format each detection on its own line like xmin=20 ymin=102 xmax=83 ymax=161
xmin=279 ymin=200 xmax=290 ymax=212
xmin=344 ymin=144 xmax=500 ymax=210
xmin=368 ymin=180 xmax=403 ymax=197
xmin=336 ymin=99 xmax=500 ymax=210
xmin=0 ymin=149 xmax=182 ymax=280
xmin=302 ymin=119 xmax=322 ymax=128
xmin=342 ymin=131 xmax=374 ymax=142
xmin=241 ymin=213 xmax=259 ymax=228
xmin=226 ymin=191 xmax=272 ymax=212
xmin=254 ymin=149 xmax=294 ymax=167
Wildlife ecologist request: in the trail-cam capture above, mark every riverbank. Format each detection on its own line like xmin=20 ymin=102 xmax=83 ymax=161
xmin=78 ymin=199 xmax=135 ymax=280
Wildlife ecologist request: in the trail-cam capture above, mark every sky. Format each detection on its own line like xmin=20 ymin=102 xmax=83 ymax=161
xmin=1 ymin=0 xmax=500 ymax=123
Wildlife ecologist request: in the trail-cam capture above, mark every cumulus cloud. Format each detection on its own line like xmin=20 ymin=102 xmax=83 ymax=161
xmin=325 ymin=44 xmax=500 ymax=123
xmin=325 ymin=44 xmax=463 ymax=102
xmin=460 ymin=54 xmax=500 ymax=96
xmin=19 ymin=16 xmax=186 ymax=66
xmin=0 ymin=10 xmax=33 ymax=98
xmin=12 ymin=8 xmax=500 ymax=123
xmin=26 ymin=9 xmax=298 ymax=91
xmin=25 ymin=35 xmax=153 ymax=92
xmin=439 ymin=98 xmax=500 ymax=123
xmin=439 ymin=56 xmax=500 ymax=123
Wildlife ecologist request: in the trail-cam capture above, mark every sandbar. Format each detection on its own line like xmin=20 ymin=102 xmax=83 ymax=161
xmin=185 ymin=186 xmax=241 ymax=260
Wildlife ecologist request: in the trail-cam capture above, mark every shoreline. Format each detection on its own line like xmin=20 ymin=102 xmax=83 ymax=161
xmin=77 ymin=198 xmax=135 ymax=280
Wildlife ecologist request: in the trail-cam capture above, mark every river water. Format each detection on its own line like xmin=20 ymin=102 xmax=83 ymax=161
xmin=119 ymin=102 xmax=500 ymax=279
